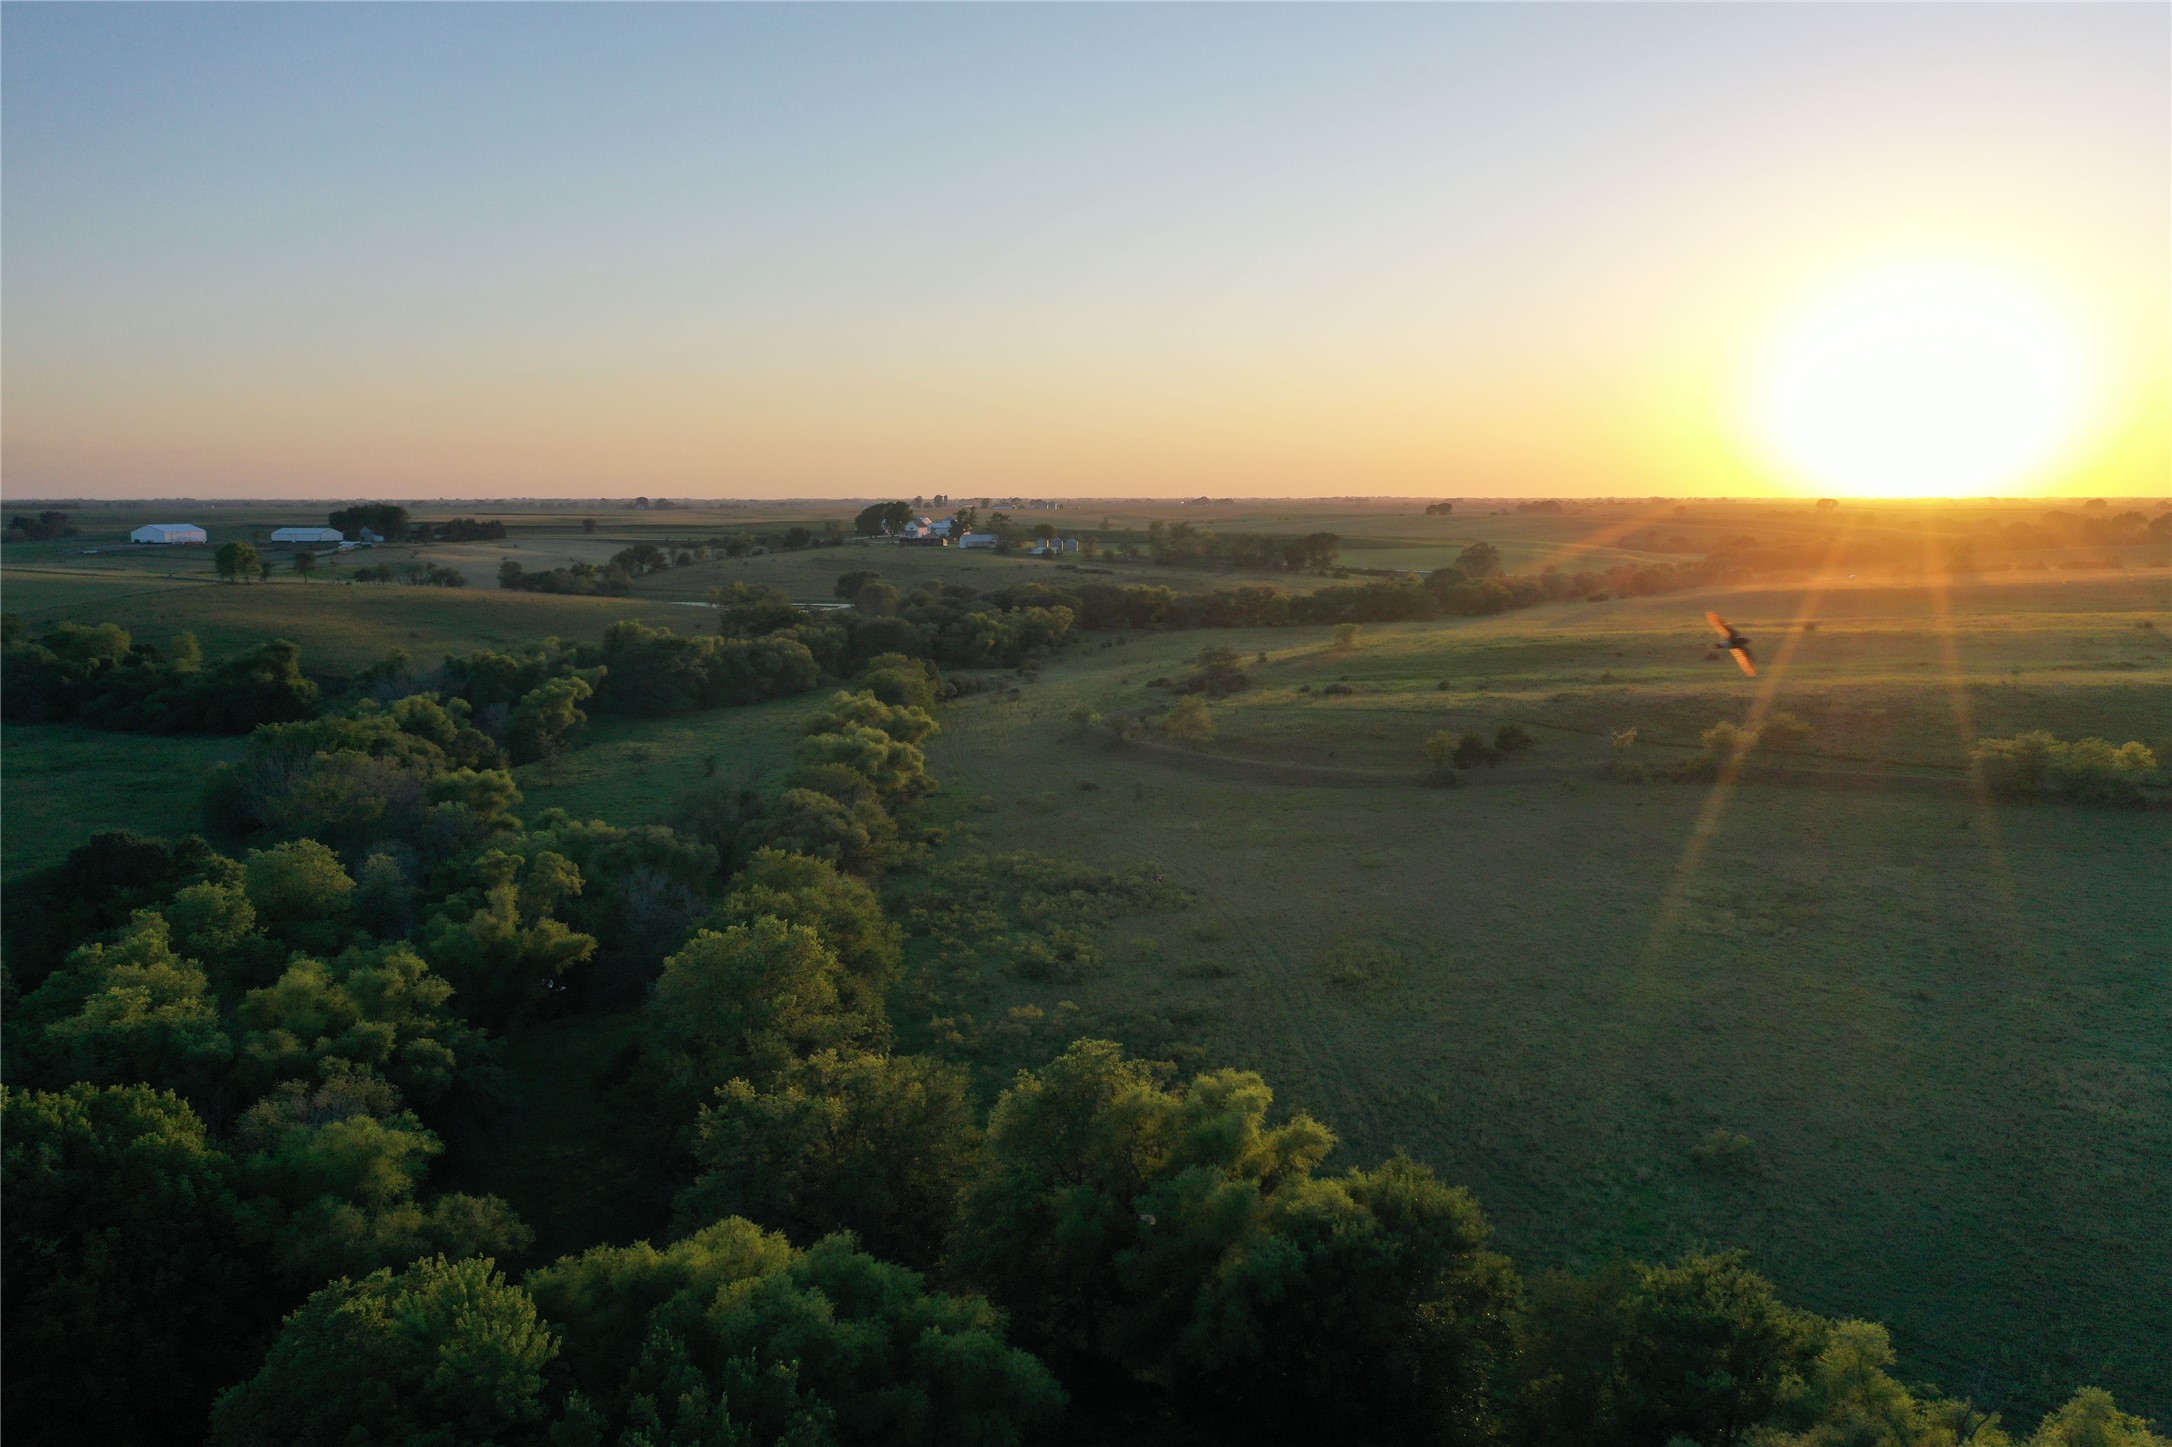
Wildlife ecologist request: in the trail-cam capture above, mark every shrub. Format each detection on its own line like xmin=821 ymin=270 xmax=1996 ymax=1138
xmin=1423 ymin=731 xmax=1460 ymax=773
xmin=1332 ymin=622 xmax=1361 ymax=649
xmin=1754 ymin=711 xmax=1813 ymax=754
xmin=1452 ymin=733 xmax=1499 ymax=769
xmin=2044 ymin=737 xmax=2157 ymax=804
xmin=1494 ymin=723 xmax=1534 ymax=754
xmin=1690 ymin=1128 xmax=1763 ymax=1178
xmin=1162 ymin=695 xmax=1215 ymax=744
xmin=1697 ymin=720 xmax=1754 ymax=774
xmin=1972 ymin=731 xmax=2157 ymax=805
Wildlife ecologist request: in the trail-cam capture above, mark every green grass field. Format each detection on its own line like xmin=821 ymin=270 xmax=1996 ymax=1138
xmin=5 ymin=502 xmax=2168 ymax=1415
xmin=514 ymin=697 xmax=826 ymax=825
xmin=0 ymin=723 xmax=247 ymax=880
xmin=1 ymin=565 xmax=714 ymax=673
xmin=891 ymin=565 xmax=2172 ymax=1416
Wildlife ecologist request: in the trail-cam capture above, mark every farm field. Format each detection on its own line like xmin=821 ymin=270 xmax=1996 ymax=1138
xmin=5 ymin=502 xmax=2169 ymax=1420
xmin=1 ymin=560 xmax=704 ymax=672
xmin=900 ymin=570 xmax=2172 ymax=1415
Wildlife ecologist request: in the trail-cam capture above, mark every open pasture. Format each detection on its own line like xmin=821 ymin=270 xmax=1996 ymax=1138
xmin=1083 ymin=571 xmax=2172 ymax=776
xmin=0 ymin=563 xmax=708 ymax=672
xmin=0 ymin=723 xmax=246 ymax=880
xmin=898 ymin=564 xmax=2172 ymax=1415
xmin=513 ymin=695 xmax=825 ymax=826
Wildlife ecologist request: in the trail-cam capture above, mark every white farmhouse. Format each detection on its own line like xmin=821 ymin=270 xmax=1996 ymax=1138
xmin=129 ymin=523 xmax=208 ymax=545
xmin=270 ymin=526 xmax=345 ymax=544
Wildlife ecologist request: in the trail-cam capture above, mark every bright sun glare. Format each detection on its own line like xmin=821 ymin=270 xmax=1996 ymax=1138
xmin=1748 ymin=263 xmax=2097 ymax=499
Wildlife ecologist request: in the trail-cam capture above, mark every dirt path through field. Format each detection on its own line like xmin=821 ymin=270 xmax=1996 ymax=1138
xmin=1116 ymin=735 xmax=1974 ymax=796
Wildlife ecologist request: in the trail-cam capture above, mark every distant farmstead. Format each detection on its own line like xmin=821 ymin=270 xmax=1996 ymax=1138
xmin=270 ymin=526 xmax=345 ymax=544
xmin=129 ymin=523 xmax=208 ymax=545
xmin=894 ymin=516 xmax=953 ymax=544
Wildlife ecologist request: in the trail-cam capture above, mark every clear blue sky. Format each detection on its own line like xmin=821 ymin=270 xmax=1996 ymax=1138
xmin=4 ymin=3 xmax=2164 ymax=498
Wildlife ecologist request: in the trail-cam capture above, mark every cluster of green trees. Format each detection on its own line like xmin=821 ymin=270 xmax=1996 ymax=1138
xmin=956 ymin=558 xmax=1649 ymax=636
xmin=497 ymin=557 xmax=636 ymax=595
xmin=437 ymin=618 xmax=823 ymax=722
xmin=5 ymin=508 xmax=77 ymax=541
xmin=3 ymin=843 xmax=535 ymax=1439
xmin=0 ymin=598 xmax=910 ymax=749
xmin=351 ymin=561 xmax=467 ymax=586
xmin=215 ymin=541 xmax=269 ymax=582
xmin=0 ymin=663 xmax=979 ymax=1443
xmin=1425 ymin=723 xmax=1536 ymax=778
xmin=426 ymin=516 xmax=507 ymax=541
xmin=496 ymin=531 xmax=842 ymax=596
xmin=327 ymin=504 xmax=413 ymax=539
xmin=701 ymin=575 xmax=1077 ymax=673
xmin=1970 ymin=731 xmax=2160 ymax=805
xmin=1143 ymin=520 xmax=1344 ymax=571
xmin=854 ymin=500 xmax=916 ymax=535
xmin=0 ymin=620 xmax=320 ymax=732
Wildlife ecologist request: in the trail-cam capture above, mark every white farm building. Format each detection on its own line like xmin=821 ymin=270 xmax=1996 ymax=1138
xmin=130 ymin=523 xmax=207 ymax=545
xmin=270 ymin=527 xmax=345 ymax=545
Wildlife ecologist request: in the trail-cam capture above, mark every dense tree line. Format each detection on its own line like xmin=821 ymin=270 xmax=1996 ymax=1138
xmin=0 ymin=668 xmax=988 ymax=1445
xmin=498 ymin=557 xmax=636 ymax=595
xmin=838 ymin=557 xmax=1672 ymax=638
xmin=5 ymin=509 xmax=78 ymax=541
xmin=497 ymin=530 xmax=846 ymax=596
xmin=1 ymin=621 xmax=320 ymax=732
xmin=351 ymin=560 xmax=467 ymax=586
xmin=427 ymin=516 xmax=507 ymax=541
xmin=1144 ymin=519 xmax=1343 ymax=571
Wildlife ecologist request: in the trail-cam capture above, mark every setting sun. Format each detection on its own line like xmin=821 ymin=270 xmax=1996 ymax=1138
xmin=1746 ymin=262 xmax=2100 ymax=498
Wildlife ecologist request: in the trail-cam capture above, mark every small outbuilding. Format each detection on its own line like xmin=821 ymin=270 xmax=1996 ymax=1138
xmin=270 ymin=526 xmax=345 ymax=544
xmin=130 ymin=523 xmax=208 ymax=545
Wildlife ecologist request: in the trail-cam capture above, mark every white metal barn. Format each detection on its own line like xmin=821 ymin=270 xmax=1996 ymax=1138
xmin=270 ymin=526 xmax=345 ymax=544
xmin=129 ymin=523 xmax=208 ymax=544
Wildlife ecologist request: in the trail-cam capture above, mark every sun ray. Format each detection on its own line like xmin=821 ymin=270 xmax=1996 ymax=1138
xmin=1918 ymin=527 xmax=2035 ymax=962
xmin=1641 ymin=512 xmax=1866 ymax=960
xmin=1525 ymin=501 xmax=1685 ymax=579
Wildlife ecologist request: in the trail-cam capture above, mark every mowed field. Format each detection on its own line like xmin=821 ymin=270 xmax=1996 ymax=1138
xmin=5 ymin=502 xmax=2169 ymax=1414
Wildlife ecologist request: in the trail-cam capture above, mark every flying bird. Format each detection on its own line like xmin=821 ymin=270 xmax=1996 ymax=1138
xmin=1705 ymin=612 xmax=1757 ymax=676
